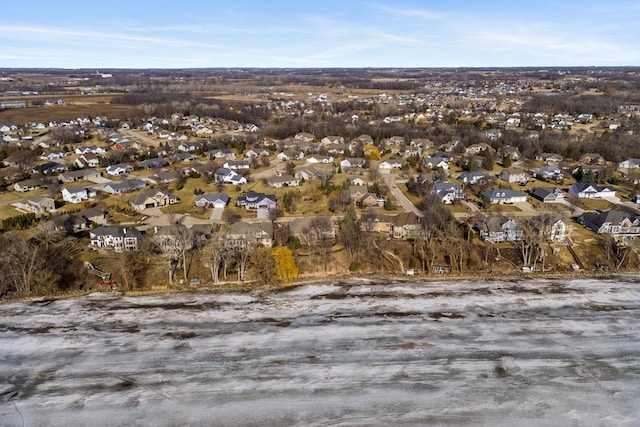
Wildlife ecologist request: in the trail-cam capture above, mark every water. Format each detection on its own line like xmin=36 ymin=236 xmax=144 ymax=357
xmin=1 ymin=277 xmax=639 ymax=426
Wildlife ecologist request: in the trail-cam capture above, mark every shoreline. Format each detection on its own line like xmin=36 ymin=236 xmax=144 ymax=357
xmin=3 ymin=268 xmax=639 ymax=304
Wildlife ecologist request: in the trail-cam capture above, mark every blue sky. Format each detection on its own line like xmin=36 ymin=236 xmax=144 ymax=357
xmin=1 ymin=0 xmax=638 ymax=68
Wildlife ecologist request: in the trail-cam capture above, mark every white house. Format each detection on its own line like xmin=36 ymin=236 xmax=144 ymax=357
xmin=195 ymin=193 xmax=230 ymax=209
xmin=378 ymin=160 xmax=403 ymax=170
xmin=482 ymin=188 xmax=527 ymax=204
xmin=568 ymin=183 xmax=616 ymax=199
xmin=106 ymin=163 xmax=133 ymax=176
xmin=62 ymin=186 xmax=95 ymax=204
xmin=306 ymin=155 xmax=334 ymax=164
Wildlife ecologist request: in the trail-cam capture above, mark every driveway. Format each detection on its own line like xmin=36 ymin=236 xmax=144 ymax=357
xmin=210 ymin=207 xmax=224 ymax=221
xmin=380 ymin=171 xmax=422 ymax=216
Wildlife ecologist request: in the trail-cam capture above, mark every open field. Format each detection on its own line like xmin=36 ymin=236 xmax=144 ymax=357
xmin=0 ymin=102 xmax=138 ymax=124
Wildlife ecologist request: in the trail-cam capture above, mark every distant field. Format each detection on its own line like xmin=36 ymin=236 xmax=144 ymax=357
xmin=0 ymin=102 xmax=138 ymax=124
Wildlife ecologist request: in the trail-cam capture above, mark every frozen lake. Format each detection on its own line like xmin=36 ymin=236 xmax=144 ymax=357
xmin=1 ymin=276 xmax=640 ymax=426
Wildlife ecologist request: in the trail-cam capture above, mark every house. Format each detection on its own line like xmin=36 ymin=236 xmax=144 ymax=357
xmin=536 ymin=153 xmax=564 ymax=164
xmin=12 ymin=196 xmax=56 ymax=214
xmin=289 ymin=216 xmax=336 ymax=245
xmin=236 ymin=191 xmax=276 ymax=210
xmin=266 ymin=174 xmax=299 ymax=188
xmin=466 ymin=142 xmax=495 ymax=155
xmin=499 ymin=168 xmax=528 ymax=183
xmin=58 ymin=169 xmax=101 ymax=183
xmin=578 ymin=210 xmax=640 ymax=238
xmin=422 ymin=156 xmax=449 ymax=170
xmin=210 ymin=149 xmax=237 ymax=160
xmin=623 ymin=172 xmax=640 ymax=185
xmin=482 ymin=188 xmax=527 ymax=204
xmin=33 ymin=161 xmax=67 ymax=175
xmin=568 ymin=183 xmax=616 ymax=199
xmin=532 ymin=165 xmax=562 ymax=180
xmin=113 ymin=139 xmax=135 ymax=150
xmin=90 ymin=226 xmax=142 ymax=252
xmin=360 ymin=213 xmax=394 ymax=234
xmin=458 ymin=171 xmax=489 ymax=185
xmin=378 ymin=160 xmax=403 ymax=170
xmin=343 ymin=186 xmax=369 ymax=204
xmin=579 ymin=153 xmax=606 ymax=165
xmin=61 ymin=208 xmax=105 ymax=229
xmin=14 ymin=178 xmax=49 ymax=193
xmin=340 ymin=158 xmax=366 ymax=169
xmin=484 ymin=129 xmax=502 ymax=140
xmin=360 ymin=193 xmax=380 ymax=207
xmin=392 ymin=212 xmax=422 ymax=239
xmin=39 ymin=151 xmax=66 ymax=161
xmin=74 ymin=153 xmax=100 ymax=168
xmin=106 ymin=163 xmax=133 ymax=176
xmin=277 ymin=150 xmax=304 ymax=161
xmin=618 ymin=158 xmax=640 ymax=171
xmin=431 ymin=182 xmax=463 ymax=204
xmin=62 ymin=186 xmax=95 ymax=204
xmin=474 ymin=217 xmax=522 ymax=243
xmin=177 ymin=141 xmax=201 ymax=152
xmin=75 ymin=146 xmax=106 ymax=155
xmin=49 ymin=213 xmax=92 ymax=233
xmin=529 ymin=187 xmax=564 ymax=203
xmin=500 ymin=146 xmax=521 ymax=161
xmin=223 ymin=221 xmax=273 ymax=250
xmin=129 ymin=189 xmax=178 ymax=212
xmin=320 ymin=136 xmax=344 ymax=146
xmin=139 ymin=157 xmax=168 ymax=169
xmin=551 ymin=219 xmax=570 ymax=242
xmin=349 ymin=176 xmax=367 ymax=186
xmin=195 ymin=193 xmax=230 ymax=209
xmin=306 ymin=155 xmax=334 ymax=164
xmin=326 ymin=144 xmax=349 ymax=156
xmin=294 ymin=132 xmax=315 ymax=143
xmin=352 ymin=134 xmax=374 ymax=146
xmin=147 ymin=170 xmax=180 ymax=185
xmin=439 ymin=140 xmax=460 ymax=153
xmin=103 ymin=179 xmax=146 ymax=194
xmin=214 ymin=167 xmax=247 ymax=185
xmin=223 ymin=160 xmax=251 ymax=170
xmin=171 ymin=153 xmax=198 ymax=163
xmin=152 ymin=224 xmax=194 ymax=253
xmin=294 ymin=165 xmax=319 ymax=180
xmin=398 ymin=146 xmax=421 ymax=158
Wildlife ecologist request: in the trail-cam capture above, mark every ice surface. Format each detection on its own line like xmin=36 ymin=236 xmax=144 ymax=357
xmin=1 ymin=277 xmax=640 ymax=426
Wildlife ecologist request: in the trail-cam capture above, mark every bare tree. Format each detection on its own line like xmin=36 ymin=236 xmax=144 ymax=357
xmin=169 ymin=224 xmax=195 ymax=283
xmin=316 ymin=168 xmax=334 ymax=192
xmin=207 ymin=231 xmax=225 ymax=284
xmin=235 ymin=240 xmax=256 ymax=281
xmin=303 ymin=217 xmax=334 ymax=271
xmin=0 ymin=233 xmax=47 ymax=294
xmin=339 ymin=205 xmax=362 ymax=262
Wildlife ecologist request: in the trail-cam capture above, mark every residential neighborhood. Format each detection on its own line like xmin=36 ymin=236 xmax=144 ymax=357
xmin=2 ymin=67 xmax=640 ymax=294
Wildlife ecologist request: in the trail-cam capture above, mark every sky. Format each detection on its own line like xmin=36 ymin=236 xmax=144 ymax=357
xmin=0 ymin=0 xmax=638 ymax=69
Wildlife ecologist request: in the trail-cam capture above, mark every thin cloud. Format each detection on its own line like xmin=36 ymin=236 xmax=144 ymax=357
xmin=0 ymin=25 xmax=226 ymax=50
xmin=368 ymin=2 xmax=443 ymax=19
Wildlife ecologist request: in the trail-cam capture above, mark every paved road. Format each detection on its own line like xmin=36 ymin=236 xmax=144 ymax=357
xmin=380 ymin=171 xmax=422 ymax=216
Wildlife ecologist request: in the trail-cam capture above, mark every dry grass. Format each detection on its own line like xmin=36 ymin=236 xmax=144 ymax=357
xmin=0 ymin=101 xmax=138 ymax=124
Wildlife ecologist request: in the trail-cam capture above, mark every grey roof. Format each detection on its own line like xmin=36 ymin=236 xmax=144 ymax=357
xmin=529 ymin=187 xmax=559 ymax=201
xmin=579 ymin=210 xmax=636 ymax=228
xmin=91 ymin=226 xmax=141 ymax=238
xmin=196 ymin=193 xmax=230 ymax=204
xmin=483 ymin=188 xmax=527 ymax=199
